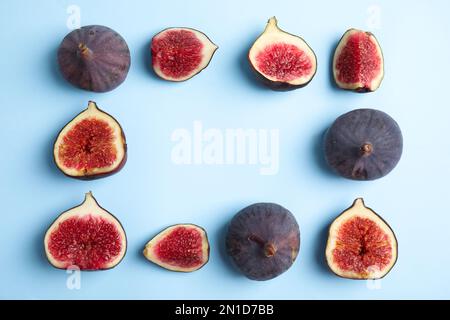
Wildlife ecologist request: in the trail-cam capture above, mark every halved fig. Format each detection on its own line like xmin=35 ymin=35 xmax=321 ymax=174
xmin=143 ymin=224 xmax=209 ymax=272
xmin=326 ymin=198 xmax=397 ymax=279
xmin=324 ymin=108 xmax=403 ymax=181
xmin=333 ymin=29 xmax=384 ymax=92
xmin=248 ymin=17 xmax=317 ymax=90
xmin=151 ymin=28 xmax=218 ymax=81
xmin=226 ymin=203 xmax=300 ymax=281
xmin=53 ymin=101 xmax=127 ymax=180
xmin=44 ymin=192 xmax=127 ymax=270
xmin=58 ymin=25 xmax=131 ymax=92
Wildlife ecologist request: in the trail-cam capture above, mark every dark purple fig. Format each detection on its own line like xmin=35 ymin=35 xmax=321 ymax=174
xmin=333 ymin=29 xmax=384 ymax=92
xmin=324 ymin=108 xmax=403 ymax=180
xmin=248 ymin=17 xmax=317 ymax=90
xmin=57 ymin=25 xmax=131 ymax=92
xmin=326 ymin=198 xmax=398 ymax=279
xmin=151 ymin=28 xmax=217 ymax=81
xmin=226 ymin=203 xmax=300 ymax=281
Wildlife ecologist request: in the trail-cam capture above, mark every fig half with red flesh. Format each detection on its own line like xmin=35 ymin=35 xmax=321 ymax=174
xmin=53 ymin=101 xmax=127 ymax=180
xmin=58 ymin=25 xmax=131 ymax=92
xmin=326 ymin=198 xmax=397 ymax=279
xmin=44 ymin=192 xmax=127 ymax=270
xmin=248 ymin=17 xmax=317 ymax=90
xmin=151 ymin=28 xmax=218 ymax=81
xmin=333 ymin=29 xmax=384 ymax=92
xmin=226 ymin=203 xmax=300 ymax=281
xmin=143 ymin=224 xmax=210 ymax=272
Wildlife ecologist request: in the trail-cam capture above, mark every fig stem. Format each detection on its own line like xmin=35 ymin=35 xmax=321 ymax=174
xmin=78 ymin=43 xmax=92 ymax=59
xmin=248 ymin=234 xmax=277 ymax=258
xmin=264 ymin=243 xmax=277 ymax=258
xmin=87 ymin=101 xmax=98 ymax=110
xmin=265 ymin=17 xmax=279 ymax=32
xmin=84 ymin=191 xmax=95 ymax=203
xmin=360 ymin=143 xmax=373 ymax=156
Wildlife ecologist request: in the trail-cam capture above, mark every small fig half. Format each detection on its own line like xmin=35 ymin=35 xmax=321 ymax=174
xmin=143 ymin=224 xmax=210 ymax=272
xmin=151 ymin=28 xmax=218 ymax=81
xmin=58 ymin=25 xmax=131 ymax=92
xmin=53 ymin=101 xmax=127 ymax=180
xmin=324 ymin=108 xmax=403 ymax=181
xmin=333 ymin=29 xmax=384 ymax=92
xmin=326 ymin=198 xmax=398 ymax=279
xmin=248 ymin=17 xmax=317 ymax=90
xmin=226 ymin=203 xmax=300 ymax=281
xmin=44 ymin=192 xmax=127 ymax=270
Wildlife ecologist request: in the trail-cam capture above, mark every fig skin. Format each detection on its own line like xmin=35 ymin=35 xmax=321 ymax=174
xmin=324 ymin=108 xmax=403 ymax=181
xmin=248 ymin=17 xmax=317 ymax=91
xmin=44 ymin=192 xmax=127 ymax=271
xmin=325 ymin=198 xmax=398 ymax=280
xmin=333 ymin=29 xmax=384 ymax=93
xmin=53 ymin=101 xmax=127 ymax=180
xmin=57 ymin=25 xmax=131 ymax=92
xmin=69 ymin=152 xmax=127 ymax=181
xmin=249 ymin=67 xmax=316 ymax=91
xmin=226 ymin=203 xmax=300 ymax=281
xmin=143 ymin=224 xmax=210 ymax=273
xmin=63 ymin=152 xmax=127 ymax=181
xmin=151 ymin=27 xmax=218 ymax=82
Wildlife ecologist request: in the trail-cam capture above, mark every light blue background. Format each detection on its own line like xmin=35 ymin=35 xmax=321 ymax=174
xmin=1 ymin=0 xmax=449 ymax=299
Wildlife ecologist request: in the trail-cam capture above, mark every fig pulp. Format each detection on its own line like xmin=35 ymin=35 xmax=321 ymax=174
xmin=58 ymin=25 xmax=131 ymax=92
xmin=324 ymin=108 xmax=403 ymax=180
xmin=53 ymin=101 xmax=127 ymax=180
xmin=333 ymin=29 xmax=384 ymax=92
xmin=143 ymin=224 xmax=210 ymax=272
xmin=226 ymin=203 xmax=300 ymax=281
xmin=44 ymin=192 xmax=127 ymax=270
xmin=248 ymin=17 xmax=317 ymax=90
xmin=151 ymin=28 xmax=218 ymax=81
xmin=325 ymin=198 xmax=397 ymax=279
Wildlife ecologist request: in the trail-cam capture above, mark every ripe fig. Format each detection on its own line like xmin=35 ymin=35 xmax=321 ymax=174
xmin=326 ymin=198 xmax=398 ymax=279
xmin=226 ymin=203 xmax=300 ymax=281
xmin=53 ymin=101 xmax=127 ymax=180
xmin=324 ymin=108 xmax=403 ymax=181
xmin=151 ymin=28 xmax=218 ymax=81
xmin=248 ymin=17 xmax=317 ymax=90
xmin=143 ymin=224 xmax=210 ymax=272
xmin=333 ymin=29 xmax=384 ymax=92
xmin=57 ymin=25 xmax=131 ymax=92
xmin=44 ymin=192 xmax=127 ymax=271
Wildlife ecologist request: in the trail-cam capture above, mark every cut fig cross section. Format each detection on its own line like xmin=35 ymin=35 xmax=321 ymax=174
xmin=44 ymin=192 xmax=127 ymax=271
xmin=249 ymin=17 xmax=317 ymax=90
xmin=326 ymin=198 xmax=398 ymax=279
xmin=151 ymin=28 xmax=218 ymax=81
xmin=143 ymin=224 xmax=210 ymax=272
xmin=53 ymin=101 xmax=127 ymax=180
xmin=333 ymin=29 xmax=384 ymax=92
